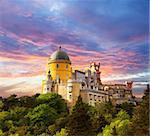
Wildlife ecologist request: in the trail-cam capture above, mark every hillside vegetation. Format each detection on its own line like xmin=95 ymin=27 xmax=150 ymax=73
xmin=0 ymin=88 xmax=149 ymax=136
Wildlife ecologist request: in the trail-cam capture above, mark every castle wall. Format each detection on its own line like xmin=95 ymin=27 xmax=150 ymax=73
xmin=70 ymin=81 xmax=81 ymax=106
xmin=80 ymin=89 xmax=109 ymax=106
xmin=42 ymin=48 xmax=134 ymax=106
xmin=47 ymin=60 xmax=72 ymax=83
xmin=57 ymin=84 xmax=67 ymax=100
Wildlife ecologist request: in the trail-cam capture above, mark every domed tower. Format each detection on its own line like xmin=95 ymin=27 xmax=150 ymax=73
xmin=46 ymin=46 xmax=72 ymax=83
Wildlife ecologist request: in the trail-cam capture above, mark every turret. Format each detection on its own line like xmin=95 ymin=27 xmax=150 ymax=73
xmin=46 ymin=46 xmax=72 ymax=83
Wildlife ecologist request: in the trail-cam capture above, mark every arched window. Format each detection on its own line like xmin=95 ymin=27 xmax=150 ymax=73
xmin=56 ymin=64 xmax=59 ymax=68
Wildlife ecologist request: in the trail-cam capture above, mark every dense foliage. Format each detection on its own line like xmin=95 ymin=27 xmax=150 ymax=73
xmin=66 ymin=96 xmax=95 ymax=136
xmin=0 ymin=93 xmax=68 ymax=136
xmin=0 ymin=87 xmax=149 ymax=136
xmin=128 ymin=86 xmax=149 ymax=136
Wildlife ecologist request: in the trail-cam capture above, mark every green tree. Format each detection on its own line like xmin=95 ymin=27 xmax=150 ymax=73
xmin=55 ymin=128 xmax=68 ymax=136
xmin=0 ymin=129 xmax=3 ymax=135
xmin=95 ymin=101 xmax=116 ymax=123
xmin=129 ymin=85 xmax=149 ymax=136
xmin=92 ymin=114 xmax=107 ymax=134
xmin=111 ymin=126 xmax=117 ymax=136
xmin=3 ymin=94 xmax=21 ymax=110
xmin=8 ymin=126 xmax=30 ymax=136
xmin=47 ymin=124 xmax=57 ymax=135
xmin=0 ymin=111 xmax=10 ymax=132
xmin=55 ymin=117 xmax=68 ymax=130
xmin=9 ymin=107 xmax=29 ymax=126
xmin=26 ymin=104 xmax=58 ymax=135
xmin=0 ymin=100 xmax=4 ymax=112
xmin=0 ymin=111 xmax=9 ymax=121
xmin=116 ymin=102 xmax=135 ymax=117
xmin=19 ymin=95 xmax=37 ymax=108
xmin=66 ymin=96 xmax=95 ymax=136
xmin=47 ymin=116 xmax=68 ymax=135
xmin=102 ymin=110 xmax=130 ymax=136
xmin=37 ymin=93 xmax=68 ymax=114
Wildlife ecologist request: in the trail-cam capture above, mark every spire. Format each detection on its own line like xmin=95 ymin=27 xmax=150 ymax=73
xmin=48 ymin=70 xmax=50 ymax=75
xmin=59 ymin=46 xmax=61 ymax=50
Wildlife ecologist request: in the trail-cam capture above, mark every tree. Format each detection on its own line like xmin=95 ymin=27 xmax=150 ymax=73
xmin=89 ymin=102 xmax=116 ymax=134
xmin=66 ymin=96 xmax=95 ymax=136
xmin=3 ymin=94 xmax=20 ymax=110
xmin=9 ymin=107 xmax=29 ymax=126
xmin=19 ymin=95 xmax=37 ymax=108
xmin=129 ymin=85 xmax=149 ymax=136
xmin=37 ymin=93 xmax=68 ymax=114
xmin=111 ymin=126 xmax=117 ymax=136
xmin=91 ymin=114 xmax=107 ymax=134
xmin=47 ymin=116 xmax=68 ymax=135
xmin=0 ymin=129 xmax=3 ymax=135
xmin=94 ymin=101 xmax=116 ymax=124
xmin=47 ymin=124 xmax=57 ymax=135
xmin=102 ymin=110 xmax=130 ymax=136
xmin=0 ymin=93 xmax=69 ymax=135
xmin=0 ymin=100 xmax=4 ymax=112
xmin=55 ymin=128 xmax=67 ymax=136
xmin=8 ymin=126 xmax=30 ymax=136
xmin=0 ymin=111 xmax=10 ymax=132
xmin=116 ymin=102 xmax=135 ymax=117
xmin=26 ymin=104 xmax=58 ymax=135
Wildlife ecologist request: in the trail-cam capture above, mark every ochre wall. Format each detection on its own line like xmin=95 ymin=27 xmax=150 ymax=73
xmin=58 ymin=84 xmax=67 ymax=100
xmin=46 ymin=60 xmax=72 ymax=83
xmin=71 ymin=82 xmax=81 ymax=106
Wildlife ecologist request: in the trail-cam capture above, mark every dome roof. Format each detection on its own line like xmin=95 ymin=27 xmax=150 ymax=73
xmin=49 ymin=47 xmax=70 ymax=61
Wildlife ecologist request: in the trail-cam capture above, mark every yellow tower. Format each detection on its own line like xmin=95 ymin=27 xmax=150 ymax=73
xmin=46 ymin=46 xmax=72 ymax=83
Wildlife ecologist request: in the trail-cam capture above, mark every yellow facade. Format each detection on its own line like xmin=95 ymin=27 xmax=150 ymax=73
xmin=46 ymin=60 xmax=72 ymax=83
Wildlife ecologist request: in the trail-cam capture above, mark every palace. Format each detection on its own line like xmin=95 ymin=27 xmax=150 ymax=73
xmin=42 ymin=47 xmax=133 ymax=106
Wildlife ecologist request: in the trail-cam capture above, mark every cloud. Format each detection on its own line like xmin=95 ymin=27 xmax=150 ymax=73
xmin=0 ymin=75 xmax=44 ymax=97
xmin=0 ymin=0 xmax=149 ymax=97
xmin=0 ymin=82 xmax=25 ymax=91
xmin=0 ymin=82 xmax=26 ymax=97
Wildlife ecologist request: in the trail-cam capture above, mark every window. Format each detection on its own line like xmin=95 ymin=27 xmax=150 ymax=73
xmin=68 ymin=86 xmax=72 ymax=93
xmin=66 ymin=64 xmax=68 ymax=69
xmin=89 ymin=94 xmax=92 ymax=100
xmin=68 ymin=86 xmax=73 ymax=93
xmin=94 ymin=95 xmax=97 ymax=101
xmin=56 ymin=64 xmax=59 ymax=68
xmin=69 ymin=95 xmax=72 ymax=99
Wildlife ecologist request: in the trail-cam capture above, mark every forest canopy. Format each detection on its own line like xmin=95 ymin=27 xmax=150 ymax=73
xmin=0 ymin=89 xmax=149 ymax=136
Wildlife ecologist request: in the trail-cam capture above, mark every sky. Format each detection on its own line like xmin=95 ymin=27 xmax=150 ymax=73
xmin=0 ymin=0 xmax=149 ymax=97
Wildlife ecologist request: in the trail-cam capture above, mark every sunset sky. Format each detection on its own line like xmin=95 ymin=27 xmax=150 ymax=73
xmin=0 ymin=0 xmax=149 ymax=97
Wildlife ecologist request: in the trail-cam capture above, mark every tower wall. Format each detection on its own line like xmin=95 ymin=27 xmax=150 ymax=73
xmin=47 ymin=60 xmax=72 ymax=83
